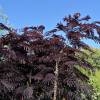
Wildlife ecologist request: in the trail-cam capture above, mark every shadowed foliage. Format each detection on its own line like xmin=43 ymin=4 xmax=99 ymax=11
xmin=0 ymin=13 xmax=100 ymax=100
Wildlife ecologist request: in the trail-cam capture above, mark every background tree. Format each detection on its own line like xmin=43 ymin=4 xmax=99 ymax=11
xmin=0 ymin=13 xmax=100 ymax=100
xmin=79 ymin=48 xmax=100 ymax=100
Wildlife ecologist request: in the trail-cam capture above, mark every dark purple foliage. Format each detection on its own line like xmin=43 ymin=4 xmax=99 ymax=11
xmin=0 ymin=13 xmax=100 ymax=100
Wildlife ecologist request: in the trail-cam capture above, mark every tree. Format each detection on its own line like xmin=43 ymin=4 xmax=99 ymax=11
xmin=75 ymin=48 xmax=100 ymax=99
xmin=0 ymin=13 xmax=100 ymax=100
xmin=81 ymin=48 xmax=100 ymax=99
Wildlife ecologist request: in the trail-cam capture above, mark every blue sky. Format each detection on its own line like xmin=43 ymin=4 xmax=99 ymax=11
xmin=0 ymin=0 xmax=100 ymax=48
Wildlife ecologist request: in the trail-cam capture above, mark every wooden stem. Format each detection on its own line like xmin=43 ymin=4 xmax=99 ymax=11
xmin=53 ymin=60 xmax=59 ymax=100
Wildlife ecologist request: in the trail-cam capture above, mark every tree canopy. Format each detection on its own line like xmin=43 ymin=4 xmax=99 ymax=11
xmin=0 ymin=13 xmax=100 ymax=100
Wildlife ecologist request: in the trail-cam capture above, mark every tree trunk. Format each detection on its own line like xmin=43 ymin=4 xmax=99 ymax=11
xmin=53 ymin=50 xmax=63 ymax=100
xmin=53 ymin=60 xmax=59 ymax=100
